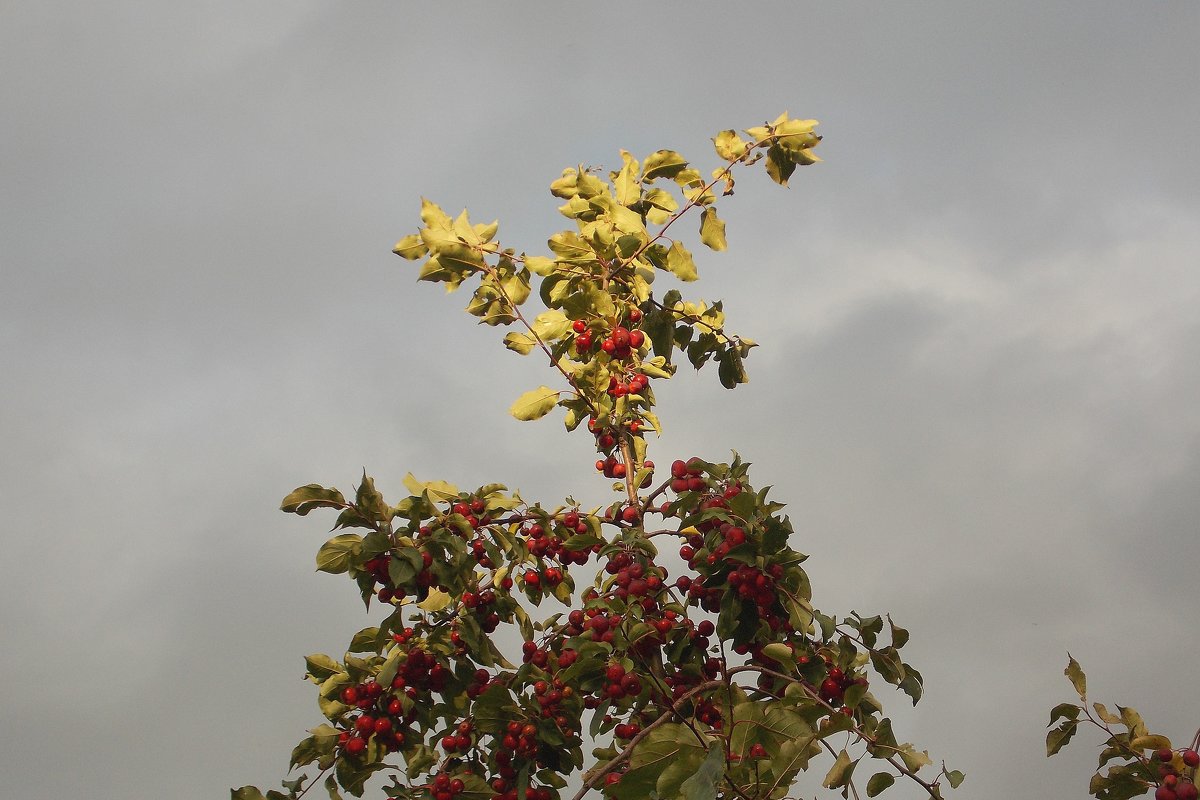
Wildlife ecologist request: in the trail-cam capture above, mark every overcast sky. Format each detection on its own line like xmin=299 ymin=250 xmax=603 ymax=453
xmin=2 ymin=3 xmax=1198 ymax=799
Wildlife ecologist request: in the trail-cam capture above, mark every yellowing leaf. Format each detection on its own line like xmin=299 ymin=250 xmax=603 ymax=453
xmin=509 ymin=386 xmax=561 ymax=421
xmin=713 ymin=130 xmax=750 ymax=161
xmin=417 ymin=587 xmax=453 ymax=612
xmin=401 ymin=473 xmax=459 ymax=502
xmin=666 ymin=240 xmax=698 ymax=281
xmin=642 ymin=149 xmax=688 ymax=181
xmin=1065 ymin=655 xmax=1087 ymax=701
xmin=699 ymin=207 xmax=727 ymax=251
xmin=613 ymin=150 xmax=640 ymax=206
xmin=392 ymin=234 xmax=428 ymax=260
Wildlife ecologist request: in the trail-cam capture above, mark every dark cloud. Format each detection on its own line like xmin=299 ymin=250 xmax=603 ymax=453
xmin=2 ymin=2 xmax=1197 ymax=798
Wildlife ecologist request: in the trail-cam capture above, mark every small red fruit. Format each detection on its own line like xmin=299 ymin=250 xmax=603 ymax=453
xmin=1184 ymin=750 xmax=1200 ymax=768
xmin=749 ymin=743 xmax=768 ymax=759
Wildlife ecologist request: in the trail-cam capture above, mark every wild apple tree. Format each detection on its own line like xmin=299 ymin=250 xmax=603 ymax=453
xmin=235 ymin=113 xmax=976 ymax=800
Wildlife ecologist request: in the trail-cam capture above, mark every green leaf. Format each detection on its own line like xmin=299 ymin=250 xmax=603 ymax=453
xmin=945 ymin=769 xmax=966 ymax=788
xmin=315 ymin=533 xmax=362 ymax=574
xmin=764 ymin=144 xmax=796 ymax=186
xmin=866 ymin=772 xmax=895 ymax=797
xmin=531 ymin=309 xmax=572 ymax=340
xmin=1065 ymin=655 xmax=1087 ymax=701
xmin=281 ymin=485 xmax=347 ymax=516
xmin=612 ymin=724 xmax=704 ymax=800
xmin=524 ymin=255 xmax=555 ymax=276
xmin=509 ymin=386 xmax=561 ymax=421
xmin=699 ymin=207 xmax=727 ymax=251
xmin=822 ymin=749 xmax=855 ymax=789
xmin=1046 ymin=720 xmax=1079 ymax=756
xmin=897 ymin=745 xmax=932 ymax=773
xmin=887 ymin=616 xmax=909 ymax=649
xmin=231 ymin=788 xmax=267 ymax=800
xmin=666 ymin=241 xmax=698 ymax=282
xmin=305 ymin=653 xmax=344 ymax=681
xmin=1048 ymin=703 xmax=1080 ymax=726
xmin=761 ymin=642 xmax=794 ymax=666
xmin=679 ymin=743 xmax=725 ymax=800
xmin=717 ymin=348 xmax=747 ymax=389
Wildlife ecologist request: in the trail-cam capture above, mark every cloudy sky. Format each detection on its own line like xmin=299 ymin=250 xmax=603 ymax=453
xmin=2 ymin=2 xmax=1198 ymax=798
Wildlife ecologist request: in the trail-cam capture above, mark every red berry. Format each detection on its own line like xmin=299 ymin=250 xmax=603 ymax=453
xmin=749 ymin=743 xmax=768 ymax=759
xmin=345 ymin=736 xmax=367 ymax=755
xmin=1159 ymin=749 xmax=1177 ymax=763
xmin=1185 ymin=750 xmax=1200 ymax=768
xmin=572 ymin=319 xmax=587 ymax=333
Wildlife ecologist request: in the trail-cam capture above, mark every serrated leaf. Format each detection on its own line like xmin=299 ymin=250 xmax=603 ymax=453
xmin=1049 ymin=702 xmax=1081 ymax=726
xmin=679 ymin=743 xmax=725 ymax=800
xmin=1130 ymin=734 xmax=1172 ymax=751
xmin=713 ymin=130 xmax=750 ymax=161
xmin=613 ymin=150 xmax=640 ymax=206
xmin=316 ymin=533 xmax=362 ymax=574
xmin=823 ymin=749 xmax=855 ymax=789
xmin=417 ymin=587 xmax=452 ymax=612
xmin=666 ymin=240 xmax=698 ymax=282
xmin=699 ymin=207 xmax=727 ymax=251
xmin=866 ymin=772 xmax=895 ymax=797
xmin=1117 ymin=705 xmax=1147 ymax=738
xmin=1065 ymin=655 xmax=1087 ymax=701
xmin=524 ymin=255 xmax=555 ymax=276
xmin=504 ymin=332 xmax=537 ymax=355
xmin=761 ymin=642 xmax=794 ymax=666
xmin=281 ymin=485 xmax=347 ymax=516
xmin=509 ymin=386 xmax=561 ymax=421
xmin=1093 ymin=702 xmax=1122 ymax=724
xmin=305 ymin=653 xmax=344 ymax=681
xmin=642 ymin=150 xmax=688 ymax=181
xmin=531 ymin=309 xmax=572 ymax=340
xmin=392 ymin=233 xmax=428 ymax=261
xmin=764 ymin=144 xmax=796 ymax=186
xmin=401 ymin=473 xmax=459 ymax=502
xmin=1046 ymin=720 xmax=1079 ymax=756
xmin=897 ymin=745 xmax=932 ymax=773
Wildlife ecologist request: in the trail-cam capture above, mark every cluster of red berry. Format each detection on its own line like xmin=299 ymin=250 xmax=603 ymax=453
xmin=426 ymin=771 xmax=468 ymax=800
xmin=570 ymin=308 xmax=645 ymax=357
xmin=1155 ymin=748 xmax=1200 ymax=800
xmin=361 ymin=550 xmax=435 ymax=605
xmin=335 ymin=647 xmax=453 ymax=760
